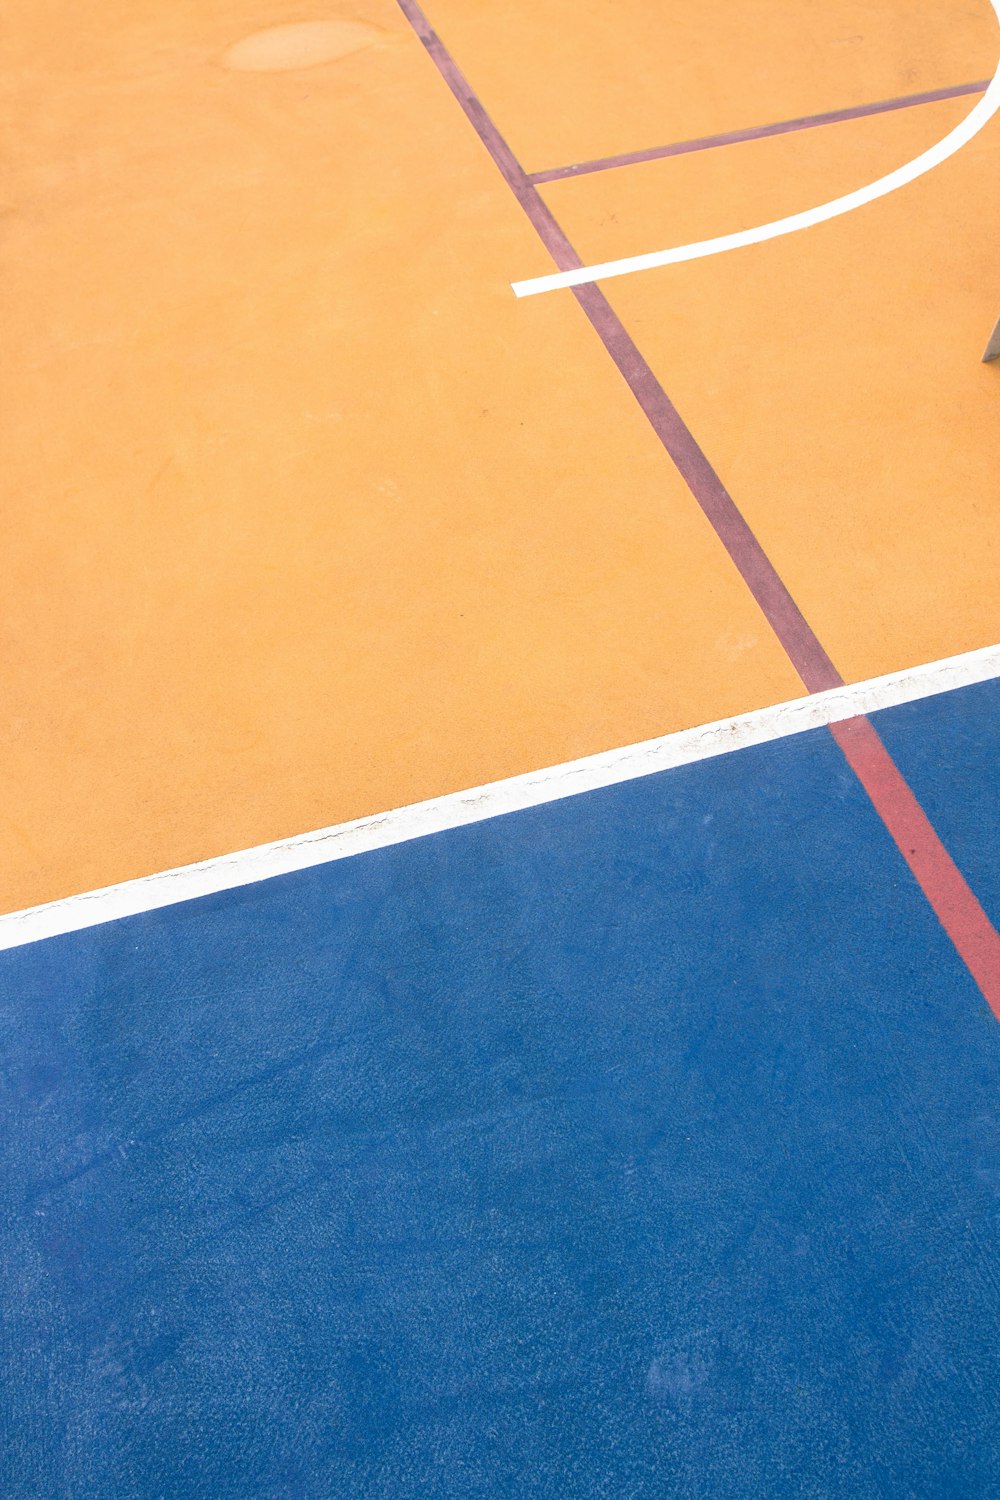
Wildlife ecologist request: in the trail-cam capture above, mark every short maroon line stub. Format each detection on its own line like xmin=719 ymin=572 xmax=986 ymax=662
xmin=528 ymin=79 xmax=991 ymax=185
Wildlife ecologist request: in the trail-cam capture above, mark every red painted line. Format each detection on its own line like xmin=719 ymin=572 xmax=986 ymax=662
xmin=396 ymin=0 xmax=1000 ymax=1011
xmin=829 ymin=717 xmax=1000 ymax=1016
xmin=528 ymin=80 xmax=991 ymax=185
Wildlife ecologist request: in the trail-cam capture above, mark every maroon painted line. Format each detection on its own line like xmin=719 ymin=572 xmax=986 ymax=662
xmin=396 ymin=0 xmax=1000 ymax=1011
xmin=829 ymin=717 xmax=1000 ymax=1017
xmin=398 ymin=0 xmax=841 ymax=694
xmin=566 ymin=280 xmax=842 ymax=692
xmin=529 ymin=79 xmax=991 ymax=185
xmin=397 ymin=0 xmax=585 ymax=273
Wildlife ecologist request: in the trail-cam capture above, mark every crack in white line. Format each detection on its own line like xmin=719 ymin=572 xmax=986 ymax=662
xmin=1 ymin=643 xmax=999 ymax=951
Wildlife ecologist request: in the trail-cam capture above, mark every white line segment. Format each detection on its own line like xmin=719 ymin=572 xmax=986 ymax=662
xmin=512 ymin=0 xmax=1000 ymax=297
xmin=1 ymin=644 xmax=998 ymax=952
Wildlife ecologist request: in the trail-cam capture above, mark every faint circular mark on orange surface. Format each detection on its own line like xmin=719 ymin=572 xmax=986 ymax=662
xmin=222 ymin=20 xmax=378 ymax=72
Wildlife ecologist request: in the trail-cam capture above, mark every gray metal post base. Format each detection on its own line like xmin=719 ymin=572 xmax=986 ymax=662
xmin=983 ymin=316 xmax=1000 ymax=362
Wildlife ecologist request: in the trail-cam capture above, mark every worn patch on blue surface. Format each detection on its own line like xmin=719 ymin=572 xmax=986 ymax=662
xmin=1 ymin=692 xmax=998 ymax=1498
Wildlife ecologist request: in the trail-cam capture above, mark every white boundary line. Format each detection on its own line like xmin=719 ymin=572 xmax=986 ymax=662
xmin=512 ymin=0 xmax=1000 ymax=297
xmin=1 ymin=643 xmax=998 ymax=953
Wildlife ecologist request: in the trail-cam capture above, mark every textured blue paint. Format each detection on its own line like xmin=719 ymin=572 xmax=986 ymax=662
xmin=1 ymin=706 xmax=998 ymax=1498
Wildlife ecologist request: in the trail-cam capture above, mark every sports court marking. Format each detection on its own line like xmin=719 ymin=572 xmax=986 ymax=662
xmin=829 ymin=714 xmax=1000 ymax=1016
xmin=6 ymin=0 xmax=996 ymax=1018
xmin=512 ymin=0 xmax=1000 ymax=295
xmin=1 ymin=643 xmax=997 ymax=955
xmin=402 ymin=0 xmax=840 ymax=694
xmin=399 ymin=0 xmax=1000 ymax=1012
xmin=528 ymin=78 xmax=991 ymax=186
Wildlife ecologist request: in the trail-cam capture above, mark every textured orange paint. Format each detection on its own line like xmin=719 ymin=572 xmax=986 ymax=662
xmin=426 ymin=0 xmax=996 ymax=171
xmin=536 ymin=95 xmax=977 ymax=265
xmin=545 ymin=100 xmax=1000 ymax=684
xmin=1 ymin=0 xmax=804 ymax=912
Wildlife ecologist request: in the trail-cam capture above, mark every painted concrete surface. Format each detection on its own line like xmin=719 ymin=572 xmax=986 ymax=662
xmin=1 ymin=683 xmax=997 ymax=1497
xmin=2 ymin=2 xmax=998 ymax=1485
xmin=1 ymin=0 xmax=808 ymax=914
xmin=2 ymin=646 xmax=997 ymax=955
xmin=535 ymin=94 xmax=977 ymax=265
xmin=4 ymin=0 xmax=1000 ymax=913
xmin=426 ymin=0 xmax=997 ymax=170
xmin=583 ymin=111 xmax=1000 ymax=688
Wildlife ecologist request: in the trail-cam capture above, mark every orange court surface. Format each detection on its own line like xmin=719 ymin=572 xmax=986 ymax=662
xmin=2 ymin=2 xmax=999 ymax=1495
xmin=2 ymin=0 xmax=998 ymax=913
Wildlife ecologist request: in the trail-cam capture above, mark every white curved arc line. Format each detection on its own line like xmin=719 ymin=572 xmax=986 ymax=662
xmin=512 ymin=0 xmax=1000 ymax=298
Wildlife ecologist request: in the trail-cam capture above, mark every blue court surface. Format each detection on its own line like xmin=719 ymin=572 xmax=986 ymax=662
xmin=2 ymin=680 xmax=998 ymax=1498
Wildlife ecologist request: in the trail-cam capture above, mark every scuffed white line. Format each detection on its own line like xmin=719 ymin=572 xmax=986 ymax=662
xmin=1 ymin=643 xmax=998 ymax=953
xmin=512 ymin=0 xmax=1000 ymax=297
